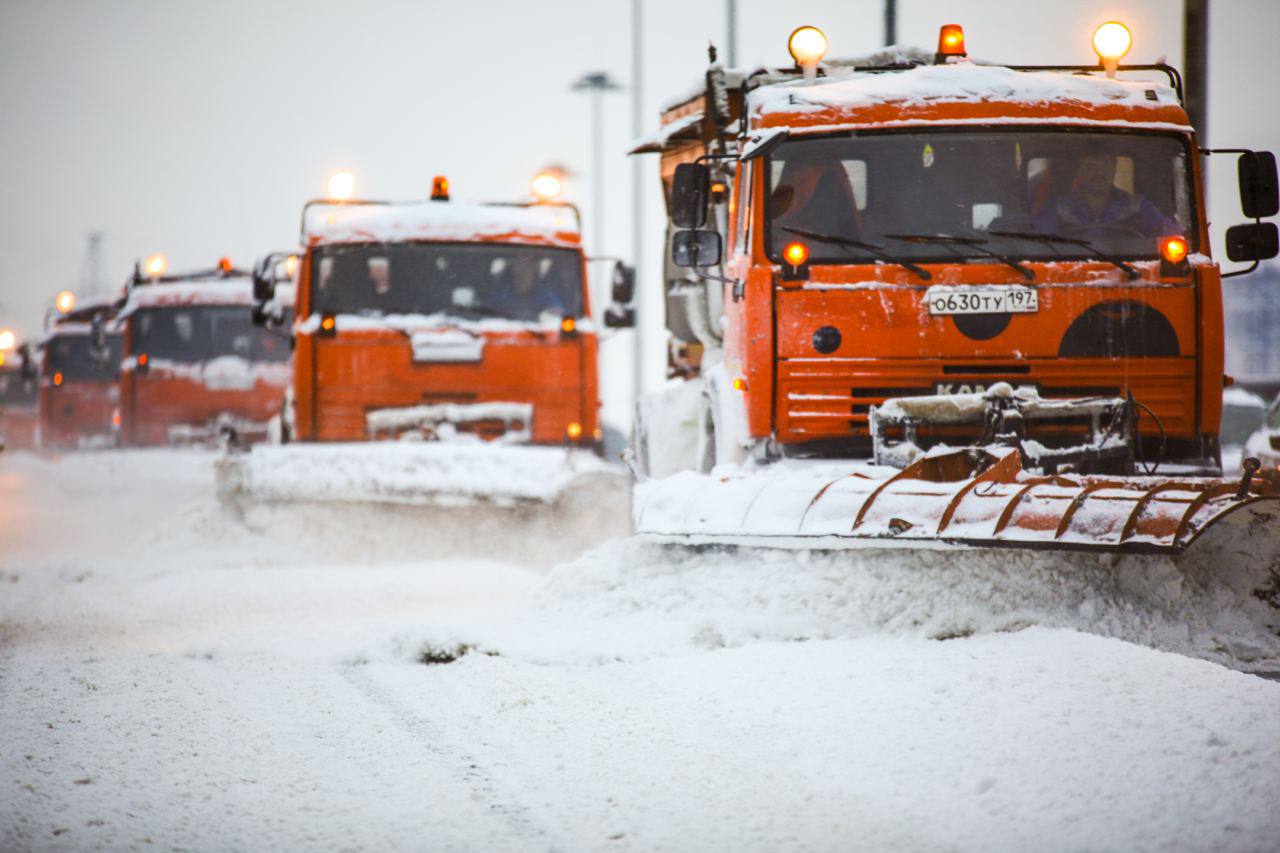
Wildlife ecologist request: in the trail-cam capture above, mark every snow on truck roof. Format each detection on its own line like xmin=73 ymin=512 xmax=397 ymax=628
xmin=634 ymin=52 xmax=1188 ymax=151
xmin=749 ymin=62 xmax=1187 ymax=131
xmin=303 ymin=201 xmax=582 ymax=249
xmin=119 ymin=276 xmax=253 ymax=318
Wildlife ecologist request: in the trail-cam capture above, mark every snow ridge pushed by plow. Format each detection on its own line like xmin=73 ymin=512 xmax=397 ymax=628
xmin=410 ymin=538 xmax=1280 ymax=672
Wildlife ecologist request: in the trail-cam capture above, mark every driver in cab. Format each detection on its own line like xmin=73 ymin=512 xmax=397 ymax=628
xmin=1034 ymin=151 xmax=1179 ymax=237
xmin=492 ymin=253 xmax=567 ymax=321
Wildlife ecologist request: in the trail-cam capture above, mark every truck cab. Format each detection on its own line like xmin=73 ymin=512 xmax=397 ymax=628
xmin=263 ymin=190 xmax=602 ymax=449
xmin=39 ymin=300 xmax=124 ymax=450
xmin=638 ymin=25 xmax=1279 ymax=476
xmin=118 ymin=261 xmax=292 ymax=447
xmin=0 ymin=349 xmax=39 ymax=451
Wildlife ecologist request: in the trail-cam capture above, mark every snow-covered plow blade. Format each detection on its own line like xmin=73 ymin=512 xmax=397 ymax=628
xmin=215 ymin=442 xmax=630 ymax=563
xmin=634 ymin=449 xmax=1280 ymax=638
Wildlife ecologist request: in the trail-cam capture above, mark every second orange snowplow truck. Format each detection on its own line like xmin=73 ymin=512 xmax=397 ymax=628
xmin=260 ymin=185 xmax=607 ymax=449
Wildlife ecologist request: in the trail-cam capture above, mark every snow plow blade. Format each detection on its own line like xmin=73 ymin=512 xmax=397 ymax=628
xmin=215 ymin=442 xmax=631 ymax=563
xmin=216 ymin=442 xmax=620 ymax=508
xmin=634 ymin=448 xmax=1280 ymax=663
xmin=634 ymin=448 xmax=1280 ymax=556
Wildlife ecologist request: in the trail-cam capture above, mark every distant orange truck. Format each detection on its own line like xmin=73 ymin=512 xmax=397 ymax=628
xmin=119 ymin=262 xmax=292 ymax=447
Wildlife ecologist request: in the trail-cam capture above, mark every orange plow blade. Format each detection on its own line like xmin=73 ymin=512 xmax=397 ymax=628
xmin=634 ymin=448 xmax=1280 ymax=555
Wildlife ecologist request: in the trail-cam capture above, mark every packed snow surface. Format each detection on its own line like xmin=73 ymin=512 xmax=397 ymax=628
xmin=3 ymin=451 xmax=1279 ymax=851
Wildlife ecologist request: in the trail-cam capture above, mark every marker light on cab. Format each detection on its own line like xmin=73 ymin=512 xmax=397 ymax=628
xmin=54 ymin=290 xmax=76 ymax=314
xmin=327 ymin=170 xmax=355 ymax=201
xmin=1092 ymin=21 xmax=1132 ymax=77
xmin=144 ymin=253 xmax=168 ymax=278
xmin=787 ymin=26 xmax=828 ymax=81
xmin=531 ymin=171 xmax=563 ymax=202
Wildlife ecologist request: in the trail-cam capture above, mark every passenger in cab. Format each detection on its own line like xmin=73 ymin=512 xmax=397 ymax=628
xmin=1034 ymin=151 xmax=1179 ymax=237
xmin=492 ymin=252 xmax=568 ymax=320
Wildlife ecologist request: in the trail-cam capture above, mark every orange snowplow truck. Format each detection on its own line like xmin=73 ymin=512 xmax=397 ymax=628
xmin=118 ymin=259 xmax=292 ymax=447
xmin=636 ymin=23 xmax=1279 ymax=477
xmin=39 ymin=298 xmax=124 ymax=450
xmin=0 ymin=346 xmax=39 ymax=451
xmin=254 ymin=181 xmax=614 ymax=449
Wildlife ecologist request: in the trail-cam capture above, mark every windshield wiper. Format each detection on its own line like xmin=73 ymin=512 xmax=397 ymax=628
xmin=781 ymin=226 xmax=932 ymax=280
xmin=884 ymin=233 xmax=1035 ymax=282
xmin=985 ymin=230 xmax=1139 ymax=280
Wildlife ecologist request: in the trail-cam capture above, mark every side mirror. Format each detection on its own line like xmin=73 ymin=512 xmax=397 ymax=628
xmin=671 ymin=229 xmax=723 ymax=268
xmin=610 ymin=262 xmax=636 ymax=304
xmin=671 ymin=163 xmax=710 ymax=229
xmin=1239 ymin=151 xmax=1279 ymax=219
xmin=603 ymin=304 xmax=636 ymax=328
xmin=90 ymin=312 xmax=106 ymax=349
xmin=18 ymin=345 xmax=37 ymax=382
xmin=1225 ymin=221 xmax=1279 ymax=263
xmin=252 ymin=260 xmax=276 ymax=305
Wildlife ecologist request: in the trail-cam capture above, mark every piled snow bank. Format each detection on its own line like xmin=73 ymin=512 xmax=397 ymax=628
xmin=408 ymin=538 xmax=1280 ymax=672
xmin=217 ymin=442 xmax=619 ymax=507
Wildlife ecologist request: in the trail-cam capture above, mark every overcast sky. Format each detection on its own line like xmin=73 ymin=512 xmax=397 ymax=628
xmin=2 ymin=0 xmax=1277 ymax=424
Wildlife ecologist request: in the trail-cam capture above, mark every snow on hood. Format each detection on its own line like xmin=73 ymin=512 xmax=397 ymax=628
xmin=751 ymin=62 xmax=1184 ymax=125
xmin=304 ymin=201 xmax=582 ymax=249
xmin=123 ymin=355 xmax=291 ymax=389
xmin=120 ymin=278 xmax=253 ymax=318
xmin=295 ymin=311 xmax=595 ymax=337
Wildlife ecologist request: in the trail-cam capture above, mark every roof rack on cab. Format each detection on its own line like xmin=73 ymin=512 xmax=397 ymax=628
xmin=128 ymin=255 xmax=249 ymax=289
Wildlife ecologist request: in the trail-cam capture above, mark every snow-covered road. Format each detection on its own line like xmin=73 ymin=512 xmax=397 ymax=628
xmin=2 ymin=451 xmax=1279 ymax=851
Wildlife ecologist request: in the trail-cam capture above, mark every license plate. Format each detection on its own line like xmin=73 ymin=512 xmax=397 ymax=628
xmin=926 ymin=285 xmax=1038 ymax=315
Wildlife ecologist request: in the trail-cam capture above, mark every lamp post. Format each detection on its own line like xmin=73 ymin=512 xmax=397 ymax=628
xmin=570 ymin=71 xmax=622 ymax=265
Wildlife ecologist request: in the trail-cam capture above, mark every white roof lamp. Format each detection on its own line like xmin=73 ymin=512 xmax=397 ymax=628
xmin=788 ymin=25 xmax=828 ymax=83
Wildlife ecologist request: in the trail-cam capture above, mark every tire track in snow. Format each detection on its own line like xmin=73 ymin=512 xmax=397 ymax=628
xmin=339 ymin=663 xmax=557 ymax=850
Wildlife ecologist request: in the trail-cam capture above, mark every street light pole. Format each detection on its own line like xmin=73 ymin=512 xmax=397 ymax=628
xmin=631 ymin=0 xmax=645 ymax=402
xmin=571 ymin=72 xmax=622 ymax=264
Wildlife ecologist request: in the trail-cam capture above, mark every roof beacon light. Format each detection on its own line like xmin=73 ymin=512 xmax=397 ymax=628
xmin=0 ymin=329 xmax=14 ymax=351
xmin=531 ymin=171 xmax=563 ymax=202
xmin=935 ymin=24 xmax=966 ymax=63
xmin=54 ymin=290 xmax=76 ymax=314
xmin=144 ymin=253 xmax=168 ymax=278
xmin=1092 ymin=21 xmax=1131 ymax=78
xmin=218 ymin=256 xmax=234 ymax=274
xmin=327 ymin=170 xmax=355 ymax=201
xmin=431 ymin=175 xmax=450 ymax=201
xmin=787 ymin=25 xmax=828 ymax=81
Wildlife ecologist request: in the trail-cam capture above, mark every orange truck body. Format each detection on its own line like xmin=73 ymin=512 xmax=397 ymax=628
xmin=118 ymin=274 xmax=292 ymax=447
xmin=286 ymin=200 xmax=600 ymax=448
xmin=646 ymin=48 xmax=1259 ymax=470
xmin=38 ymin=300 xmax=125 ymax=450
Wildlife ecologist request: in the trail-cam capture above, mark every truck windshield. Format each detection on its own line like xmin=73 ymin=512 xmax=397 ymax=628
xmin=311 ymin=243 xmax=585 ymax=322
xmin=131 ymin=306 xmax=291 ymax=364
xmin=0 ymin=371 xmax=37 ymax=405
xmin=47 ymin=334 xmax=123 ymax=381
xmin=765 ymin=129 xmax=1194 ymax=264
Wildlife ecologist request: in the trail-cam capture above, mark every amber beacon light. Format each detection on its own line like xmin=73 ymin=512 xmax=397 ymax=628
xmin=935 ymin=24 xmax=966 ymax=62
